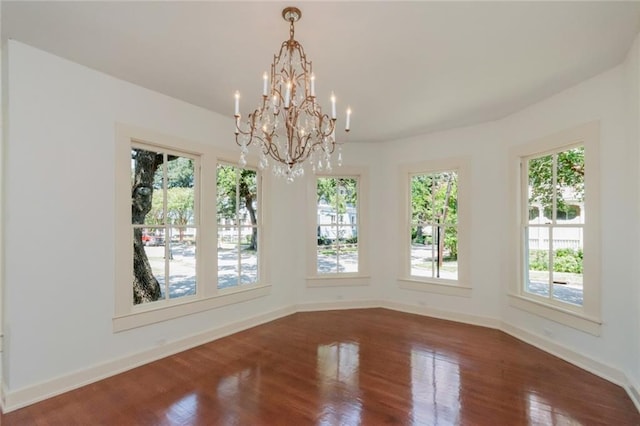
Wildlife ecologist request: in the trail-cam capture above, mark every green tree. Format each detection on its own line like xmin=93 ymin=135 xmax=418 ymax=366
xmin=131 ymin=149 xmax=164 ymax=304
xmin=317 ymin=177 xmax=357 ymax=216
xmin=217 ymin=165 xmax=258 ymax=251
xmin=132 ymin=150 xmax=194 ymax=304
xmin=528 ymin=146 xmax=584 ymax=212
xmin=411 ymin=172 xmax=458 ymax=264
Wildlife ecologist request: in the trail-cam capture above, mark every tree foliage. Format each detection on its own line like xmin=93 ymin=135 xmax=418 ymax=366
xmin=217 ymin=165 xmax=258 ymax=250
xmin=317 ymin=177 xmax=357 ymax=216
xmin=411 ymin=172 xmax=458 ymax=261
xmin=528 ymin=146 xmax=584 ymax=212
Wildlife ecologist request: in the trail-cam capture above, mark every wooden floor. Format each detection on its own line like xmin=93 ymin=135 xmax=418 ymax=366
xmin=3 ymin=308 xmax=639 ymax=425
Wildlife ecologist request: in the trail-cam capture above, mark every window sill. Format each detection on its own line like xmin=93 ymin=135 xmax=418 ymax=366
xmin=398 ymin=278 xmax=471 ymax=297
xmin=113 ymin=284 xmax=271 ymax=332
xmin=306 ymin=275 xmax=371 ymax=287
xmin=508 ymin=293 xmax=601 ymax=336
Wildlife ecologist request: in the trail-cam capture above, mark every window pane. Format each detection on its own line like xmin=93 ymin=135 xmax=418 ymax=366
xmin=411 ymin=243 xmax=435 ymax=278
xmin=131 ymin=148 xmax=164 ymax=225
xmin=557 ymin=146 xmax=585 ymax=224
xmin=240 ymin=227 xmax=258 ymax=285
xmin=440 ymin=226 xmax=458 ymax=280
xmin=166 ymin=156 xmax=195 ymax=227
xmin=526 ymin=226 xmax=550 ymax=298
xmin=168 ymin=227 xmax=196 ymax=299
xmin=318 ymin=244 xmax=339 ymax=274
xmin=341 ymin=242 xmax=359 ymax=274
xmin=527 ymin=154 xmax=552 ymax=221
xmin=552 ymin=228 xmax=583 ymax=306
xmin=218 ymin=226 xmax=239 ymax=289
xmin=136 ymin=226 xmax=165 ymax=304
xmin=217 ymin=164 xmax=237 ymax=220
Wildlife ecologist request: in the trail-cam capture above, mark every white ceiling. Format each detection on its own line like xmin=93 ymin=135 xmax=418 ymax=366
xmin=3 ymin=1 xmax=640 ymax=143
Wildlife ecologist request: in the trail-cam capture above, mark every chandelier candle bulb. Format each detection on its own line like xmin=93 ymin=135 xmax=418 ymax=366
xmin=346 ymin=107 xmax=351 ymax=131
xmin=285 ymin=82 xmax=292 ymax=108
xmin=262 ymin=72 xmax=269 ymax=96
xmin=331 ymin=92 xmax=337 ymax=119
xmin=311 ymin=74 xmax=316 ymax=97
xmin=234 ymin=91 xmax=240 ymax=116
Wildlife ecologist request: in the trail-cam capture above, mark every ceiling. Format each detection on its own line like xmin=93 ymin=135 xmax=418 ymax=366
xmin=3 ymin=1 xmax=640 ymax=143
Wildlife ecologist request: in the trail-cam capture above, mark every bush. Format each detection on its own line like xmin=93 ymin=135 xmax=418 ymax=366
xmin=529 ymin=248 xmax=583 ymax=273
xmin=554 ymin=248 xmax=583 ymax=273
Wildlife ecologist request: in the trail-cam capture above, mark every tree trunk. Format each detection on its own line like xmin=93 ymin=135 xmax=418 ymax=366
xmin=438 ymin=175 xmax=454 ymax=268
xmin=132 ymin=150 xmax=163 ymax=304
xmin=245 ymin=195 xmax=258 ymax=251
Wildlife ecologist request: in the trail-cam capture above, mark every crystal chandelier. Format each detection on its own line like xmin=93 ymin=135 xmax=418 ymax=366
xmin=234 ymin=6 xmax=351 ymax=182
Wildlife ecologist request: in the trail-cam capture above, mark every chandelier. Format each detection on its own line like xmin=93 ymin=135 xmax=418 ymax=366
xmin=234 ymin=6 xmax=351 ymax=182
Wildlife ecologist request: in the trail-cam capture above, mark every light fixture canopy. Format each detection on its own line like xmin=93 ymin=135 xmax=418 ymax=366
xmin=234 ymin=6 xmax=350 ymax=182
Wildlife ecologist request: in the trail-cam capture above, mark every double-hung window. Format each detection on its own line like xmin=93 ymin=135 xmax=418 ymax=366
xmin=316 ymin=176 xmax=359 ymax=274
xmin=307 ymin=168 xmax=369 ymax=286
xmin=115 ymin=125 xmax=269 ymax=331
xmin=399 ymin=158 xmax=470 ymax=296
xmin=511 ymin=122 xmax=600 ymax=334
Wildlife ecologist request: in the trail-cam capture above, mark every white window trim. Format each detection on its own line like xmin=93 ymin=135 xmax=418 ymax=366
xmin=398 ymin=157 xmax=471 ymax=296
xmin=508 ymin=121 xmax=601 ymax=335
xmin=306 ymin=166 xmax=371 ymax=287
xmin=114 ymin=124 xmax=270 ymax=332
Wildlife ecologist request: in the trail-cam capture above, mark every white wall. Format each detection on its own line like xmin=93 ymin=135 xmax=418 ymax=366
xmin=2 ymin=40 xmax=296 ymax=401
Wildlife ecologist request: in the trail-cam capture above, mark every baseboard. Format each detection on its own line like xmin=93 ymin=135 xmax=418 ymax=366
xmin=1 ymin=381 xmax=6 ymax=414
xmin=381 ymin=300 xmax=502 ymax=330
xmin=296 ymin=299 xmax=382 ymax=312
xmin=628 ymin=379 xmax=640 ymax=413
xmin=500 ymin=322 xmax=627 ymax=386
xmin=2 ymin=305 xmax=296 ymax=413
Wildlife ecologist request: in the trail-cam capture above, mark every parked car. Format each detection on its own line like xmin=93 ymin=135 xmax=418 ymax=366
xmin=142 ymin=234 xmax=164 ymax=246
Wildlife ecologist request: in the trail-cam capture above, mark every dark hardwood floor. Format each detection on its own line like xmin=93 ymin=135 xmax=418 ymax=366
xmin=3 ymin=308 xmax=639 ymax=425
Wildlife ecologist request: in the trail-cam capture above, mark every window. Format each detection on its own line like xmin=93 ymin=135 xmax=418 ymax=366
xmin=510 ymin=122 xmax=600 ymax=335
xmin=306 ymin=167 xmax=369 ymax=287
xmin=216 ymin=163 xmax=260 ymax=289
xmin=399 ymin=158 xmax=470 ymax=295
xmin=131 ymin=146 xmax=198 ymax=305
xmin=316 ymin=177 xmax=359 ymax=274
xmin=115 ymin=124 xmax=270 ymax=331
xmin=409 ymin=171 xmax=458 ymax=281
xmin=524 ymin=146 xmax=584 ymax=306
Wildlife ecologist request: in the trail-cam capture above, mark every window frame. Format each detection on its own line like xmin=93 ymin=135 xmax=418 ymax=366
xmin=398 ymin=157 xmax=471 ymax=296
xmin=509 ymin=121 xmax=601 ymax=335
xmin=115 ymin=124 xmax=270 ymax=332
xmin=306 ymin=166 xmax=370 ymax=287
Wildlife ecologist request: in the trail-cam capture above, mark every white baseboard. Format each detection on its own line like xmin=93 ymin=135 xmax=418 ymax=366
xmin=628 ymin=379 xmax=640 ymax=413
xmin=381 ymin=300 xmax=502 ymax=330
xmin=296 ymin=299 xmax=382 ymax=312
xmin=2 ymin=305 xmax=296 ymax=413
xmin=500 ymin=322 xmax=627 ymax=386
